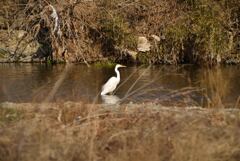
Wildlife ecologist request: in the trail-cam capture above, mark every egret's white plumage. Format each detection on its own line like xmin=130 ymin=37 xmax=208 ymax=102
xmin=101 ymin=64 xmax=126 ymax=95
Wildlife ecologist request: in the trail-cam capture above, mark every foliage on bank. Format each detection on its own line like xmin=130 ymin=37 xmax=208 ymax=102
xmin=0 ymin=0 xmax=239 ymax=64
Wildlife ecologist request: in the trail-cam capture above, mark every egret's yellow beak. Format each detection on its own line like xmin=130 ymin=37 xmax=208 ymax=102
xmin=119 ymin=64 xmax=126 ymax=67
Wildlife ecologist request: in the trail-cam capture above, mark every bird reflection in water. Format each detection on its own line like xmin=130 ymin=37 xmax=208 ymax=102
xmin=101 ymin=95 xmax=120 ymax=104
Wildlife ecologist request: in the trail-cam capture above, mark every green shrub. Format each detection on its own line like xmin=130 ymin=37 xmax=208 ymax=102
xmin=99 ymin=13 xmax=136 ymax=53
xmin=155 ymin=0 xmax=239 ymax=64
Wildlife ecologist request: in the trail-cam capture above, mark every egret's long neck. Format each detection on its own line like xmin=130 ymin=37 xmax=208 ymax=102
xmin=115 ymin=66 xmax=120 ymax=80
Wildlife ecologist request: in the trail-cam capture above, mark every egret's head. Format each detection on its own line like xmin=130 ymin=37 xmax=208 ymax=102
xmin=116 ymin=64 xmax=126 ymax=68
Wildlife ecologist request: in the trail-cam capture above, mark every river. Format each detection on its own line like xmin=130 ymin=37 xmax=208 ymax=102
xmin=0 ymin=64 xmax=240 ymax=107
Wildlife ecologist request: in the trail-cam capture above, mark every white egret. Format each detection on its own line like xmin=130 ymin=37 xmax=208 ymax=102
xmin=101 ymin=64 xmax=126 ymax=95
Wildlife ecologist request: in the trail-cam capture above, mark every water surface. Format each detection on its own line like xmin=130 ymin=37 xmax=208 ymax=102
xmin=0 ymin=64 xmax=240 ymax=107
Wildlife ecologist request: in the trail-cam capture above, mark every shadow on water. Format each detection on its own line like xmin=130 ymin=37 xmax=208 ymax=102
xmin=0 ymin=63 xmax=240 ymax=107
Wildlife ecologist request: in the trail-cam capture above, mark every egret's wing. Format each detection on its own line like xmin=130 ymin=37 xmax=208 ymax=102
xmin=102 ymin=77 xmax=117 ymax=89
xmin=101 ymin=77 xmax=119 ymax=94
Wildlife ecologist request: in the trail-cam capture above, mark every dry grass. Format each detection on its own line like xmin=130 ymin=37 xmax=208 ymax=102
xmin=0 ymin=102 xmax=239 ymax=161
xmin=197 ymin=67 xmax=237 ymax=108
xmin=1 ymin=0 xmax=239 ymax=64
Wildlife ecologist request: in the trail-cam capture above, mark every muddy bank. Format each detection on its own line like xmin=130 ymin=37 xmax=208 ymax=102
xmin=0 ymin=102 xmax=240 ymax=161
xmin=0 ymin=0 xmax=239 ymax=64
xmin=0 ymin=30 xmax=40 ymax=63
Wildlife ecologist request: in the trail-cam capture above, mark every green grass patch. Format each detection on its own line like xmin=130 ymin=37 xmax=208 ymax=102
xmin=0 ymin=107 xmax=23 ymax=125
xmin=94 ymin=61 xmax=116 ymax=68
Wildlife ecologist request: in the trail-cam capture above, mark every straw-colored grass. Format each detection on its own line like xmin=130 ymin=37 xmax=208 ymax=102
xmin=0 ymin=102 xmax=239 ymax=161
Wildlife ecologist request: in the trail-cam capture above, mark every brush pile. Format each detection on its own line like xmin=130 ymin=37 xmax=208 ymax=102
xmin=0 ymin=0 xmax=239 ymax=64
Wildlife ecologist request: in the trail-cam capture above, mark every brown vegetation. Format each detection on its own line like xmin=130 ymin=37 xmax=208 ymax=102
xmin=0 ymin=102 xmax=240 ymax=161
xmin=0 ymin=0 xmax=239 ymax=64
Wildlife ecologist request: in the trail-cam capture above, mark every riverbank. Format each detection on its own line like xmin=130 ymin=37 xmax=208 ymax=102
xmin=0 ymin=102 xmax=239 ymax=161
xmin=0 ymin=0 xmax=239 ymax=65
